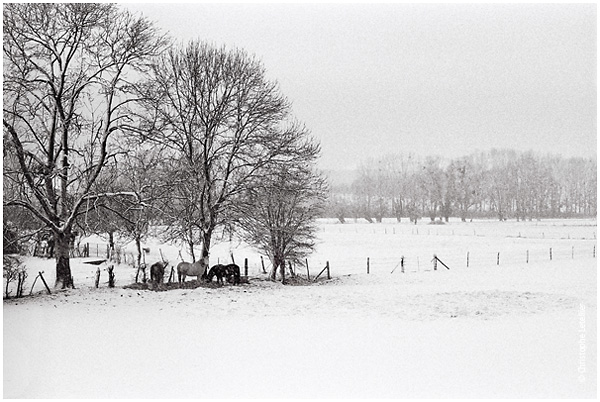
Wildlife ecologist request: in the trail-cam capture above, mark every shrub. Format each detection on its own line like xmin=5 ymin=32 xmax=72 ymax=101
xmin=3 ymin=255 xmax=26 ymax=298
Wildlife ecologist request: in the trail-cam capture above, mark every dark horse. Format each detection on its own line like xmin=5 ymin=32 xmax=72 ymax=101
xmin=207 ymin=263 xmax=241 ymax=285
xmin=223 ymin=263 xmax=241 ymax=285
xmin=207 ymin=264 xmax=226 ymax=285
xmin=150 ymin=261 xmax=168 ymax=284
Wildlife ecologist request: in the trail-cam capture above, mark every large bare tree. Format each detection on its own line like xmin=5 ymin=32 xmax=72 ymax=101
xmin=3 ymin=3 xmax=164 ymax=287
xmin=237 ymin=126 xmax=327 ymax=282
xmin=137 ymin=40 xmax=295 ymax=268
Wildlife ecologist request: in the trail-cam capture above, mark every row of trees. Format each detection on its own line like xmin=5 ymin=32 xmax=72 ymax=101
xmin=3 ymin=4 xmax=327 ymax=287
xmin=326 ymin=150 xmax=596 ymax=223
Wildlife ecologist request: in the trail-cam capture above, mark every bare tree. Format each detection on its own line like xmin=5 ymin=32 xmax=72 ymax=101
xmin=419 ymin=156 xmax=446 ymax=221
xmin=237 ymin=127 xmax=327 ymax=282
xmin=137 ymin=40 xmax=294 ymax=267
xmin=3 ymin=4 xmax=165 ymax=287
xmin=85 ymin=146 xmax=170 ymax=273
xmin=352 ymin=160 xmax=378 ymax=223
xmin=450 ymin=156 xmax=483 ymax=222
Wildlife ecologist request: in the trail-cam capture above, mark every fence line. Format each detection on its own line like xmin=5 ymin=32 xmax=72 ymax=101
xmin=324 ymin=223 xmax=596 ymax=241
xmin=360 ymin=244 xmax=597 ymax=275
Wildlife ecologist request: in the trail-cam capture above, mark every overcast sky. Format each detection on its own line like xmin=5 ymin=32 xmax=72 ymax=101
xmin=123 ymin=3 xmax=596 ymax=170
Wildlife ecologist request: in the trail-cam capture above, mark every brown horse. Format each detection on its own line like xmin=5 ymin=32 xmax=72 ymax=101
xmin=177 ymin=257 xmax=209 ymax=283
xmin=150 ymin=261 xmax=168 ymax=284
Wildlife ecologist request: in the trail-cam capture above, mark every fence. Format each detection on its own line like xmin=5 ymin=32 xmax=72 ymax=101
xmin=25 ymin=239 xmax=144 ymax=270
xmin=222 ymin=255 xmax=331 ymax=283
xmin=360 ymin=244 xmax=597 ymax=275
xmin=320 ymin=220 xmax=597 ymax=241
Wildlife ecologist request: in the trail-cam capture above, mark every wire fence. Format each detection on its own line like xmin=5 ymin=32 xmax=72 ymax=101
xmin=25 ymin=241 xmax=142 ymax=267
xmin=319 ymin=220 xmax=597 ymax=241
xmin=338 ymin=244 xmax=597 ymax=276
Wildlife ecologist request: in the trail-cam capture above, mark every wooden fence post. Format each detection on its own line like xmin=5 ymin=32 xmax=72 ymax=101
xmin=367 ymin=257 xmax=370 ymax=274
xmin=466 ymin=252 xmax=470 ymax=268
xmin=244 ymin=258 xmax=248 ymax=277
xmin=497 ymin=252 xmax=500 ymax=265
xmin=306 ymin=259 xmax=310 ymax=281
xmin=29 ymin=273 xmax=40 ymax=295
xmin=95 ymin=268 xmax=100 ymax=288
xmin=261 ymin=256 xmax=266 ymax=274
xmin=38 ymin=271 xmax=51 ymax=294
xmin=16 ymin=272 xmax=24 ymax=297
xmin=549 ymin=248 xmax=553 ymax=261
xmin=313 ymin=263 xmax=329 ymax=281
xmin=107 ymin=266 xmax=115 ymax=288
xmin=526 ymin=250 xmax=529 ymax=264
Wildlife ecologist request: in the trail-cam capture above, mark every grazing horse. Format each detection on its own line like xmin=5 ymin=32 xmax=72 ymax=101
xmin=223 ymin=263 xmax=241 ymax=285
xmin=177 ymin=258 xmax=208 ymax=283
xmin=207 ymin=264 xmax=228 ymax=285
xmin=150 ymin=261 xmax=168 ymax=284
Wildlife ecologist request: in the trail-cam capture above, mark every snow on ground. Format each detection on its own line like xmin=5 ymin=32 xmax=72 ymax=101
xmin=3 ymin=219 xmax=597 ymax=398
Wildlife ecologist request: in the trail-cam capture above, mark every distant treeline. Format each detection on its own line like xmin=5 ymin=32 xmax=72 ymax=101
xmin=324 ymin=149 xmax=596 ymax=223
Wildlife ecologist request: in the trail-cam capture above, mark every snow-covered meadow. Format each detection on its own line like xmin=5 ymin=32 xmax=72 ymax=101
xmin=3 ymin=218 xmax=597 ymax=398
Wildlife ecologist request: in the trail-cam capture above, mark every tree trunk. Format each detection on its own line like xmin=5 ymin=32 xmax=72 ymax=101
xmin=201 ymin=230 xmax=212 ymax=260
xmin=280 ymin=260 xmax=286 ymax=284
xmin=108 ymin=231 xmax=115 ymax=251
xmin=54 ymin=231 xmax=73 ymax=289
xmin=269 ymin=255 xmax=283 ymax=282
xmin=269 ymin=265 xmax=277 ymax=281
xmin=135 ymin=235 xmax=142 ymax=268
xmin=200 ymin=229 xmax=212 ymax=277
xmin=187 ymin=240 xmax=196 ymax=263
xmin=135 ymin=235 xmax=146 ymax=283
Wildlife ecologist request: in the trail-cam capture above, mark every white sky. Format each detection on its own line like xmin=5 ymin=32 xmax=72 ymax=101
xmin=122 ymin=3 xmax=597 ymax=170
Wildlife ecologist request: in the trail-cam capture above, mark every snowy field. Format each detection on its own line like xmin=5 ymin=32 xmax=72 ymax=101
xmin=3 ymin=218 xmax=597 ymax=398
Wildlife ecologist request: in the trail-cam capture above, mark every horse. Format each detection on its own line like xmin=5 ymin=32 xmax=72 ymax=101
xmin=177 ymin=257 xmax=209 ymax=283
xmin=207 ymin=264 xmax=228 ymax=285
xmin=150 ymin=261 xmax=168 ymax=284
xmin=223 ymin=263 xmax=241 ymax=285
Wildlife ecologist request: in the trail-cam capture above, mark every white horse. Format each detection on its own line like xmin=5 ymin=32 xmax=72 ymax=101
xmin=177 ymin=257 xmax=209 ymax=283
